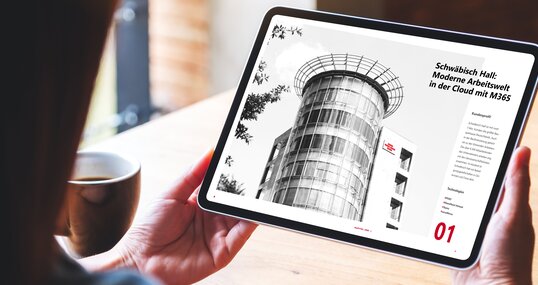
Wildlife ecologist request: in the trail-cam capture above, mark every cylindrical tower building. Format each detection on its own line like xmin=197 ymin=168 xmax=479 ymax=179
xmin=270 ymin=54 xmax=403 ymax=221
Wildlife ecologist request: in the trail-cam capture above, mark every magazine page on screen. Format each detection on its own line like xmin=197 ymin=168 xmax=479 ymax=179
xmin=206 ymin=15 xmax=535 ymax=260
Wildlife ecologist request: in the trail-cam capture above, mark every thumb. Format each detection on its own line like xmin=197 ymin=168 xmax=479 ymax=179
xmin=497 ymin=146 xmax=531 ymax=222
xmin=162 ymin=148 xmax=214 ymax=202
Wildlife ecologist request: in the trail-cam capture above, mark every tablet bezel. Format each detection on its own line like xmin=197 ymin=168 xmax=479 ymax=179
xmin=198 ymin=6 xmax=538 ymax=269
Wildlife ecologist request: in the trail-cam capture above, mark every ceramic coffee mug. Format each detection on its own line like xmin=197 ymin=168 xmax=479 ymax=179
xmin=58 ymin=151 xmax=141 ymax=258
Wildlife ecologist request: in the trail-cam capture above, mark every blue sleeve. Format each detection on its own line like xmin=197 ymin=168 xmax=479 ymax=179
xmin=49 ymin=251 xmax=160 ymax=285
xmin=60 ymin=270 xmax=159 ymax=285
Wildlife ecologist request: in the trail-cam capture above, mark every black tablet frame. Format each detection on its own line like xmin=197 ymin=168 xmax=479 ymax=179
xmin=198 ymin=6 xmax=538 ymax=269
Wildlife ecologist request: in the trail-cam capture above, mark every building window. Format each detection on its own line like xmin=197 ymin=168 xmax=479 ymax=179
xmin=400 ymin=148 xmax=413 ymax=171
xmin=338 ymin=169 xmax=349 ymax=185
xmin=352 ymin=116 xmax=375 ymax=145
xmin=321 ymin=135 xmax=345 ymax=155
xmin=394 ymin=173 xmax=407 ymax=196
xmin=304 ymin=161 xmax=315 ymax=176
xmin=322 ymin=135 xmax=334 ymax=152
xmin=261 ymin=164 xmax=274 ymax=183
xmin=311 ymin=134 xmax=323 ymax=148
xmin=281 ymin=164 xmax=291 ymax=178
xmin=390 ymin=198 xmax=403 ymax=222
xmin=325 ymin=88 xmax=337 ymax=101
xmin=331 ymin=76 xmax=343 ymax=87
xmin=386 ymin=223 xmax=398 ymax=230
xmin=268 ymin=144 xmax=279 ymax=162
xmin=349 ymin=174 xmax=362 ymax=192
xmin=273 ymin=145 xmax=280 ymax=159
xmin=290 ymin=140 xmax=299 ymax=152
xmin=331 ymin=196 xmax=345 ymax=216
xmin=294 ymin=188 xmax=309 ymax=206
xmin=300 ymin=135 xmax=312 ymax=149
xmin=315 ymin=165 xmax=328 ymax=180
xmin=307 ymin=189 xmax=320 ymax=208
xmin=298 ymin=108 xmax=376 ymax=141
xmin=291 ymin=134 xmax=369 ymax=169
xmin=320 ymin=77 xmax=331 ymax=89
xmin=333 ymin=138 xmax=346 ymax=154
xmin=307 ymin=109 xmax=320 ymax=124
xmin=292 ymin=162 xmax=305 ymax=176
xmin=348 ymin=144 xmax=369 ymax=170
xmin=314 ymin=89 xmax=327 ymax=103
xmin=293 ymin=134 xmax=345 ymax=155
xmin=325 ymin=170 xmax=338 ymax=183
xmin=273 ymin=190 xmax=284 ymax=204
xmin=283 ymin=188 xmax=297 ymax=206
xmin=343 ymin=202 xmax=356 ymax=219
xmin=256 ymin=189 xmax=263 ymax=199
xmin=319 ymin=108 xmax=331 ymax=123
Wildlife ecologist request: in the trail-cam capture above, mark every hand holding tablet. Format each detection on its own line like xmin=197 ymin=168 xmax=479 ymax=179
xmin=198 ymin=7 xmax=538 ymax=268
xmin=453 ymin=147 xmax=533 ymax=283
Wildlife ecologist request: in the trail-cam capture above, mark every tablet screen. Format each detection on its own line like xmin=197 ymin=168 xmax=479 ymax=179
xmin=203 ymin=13 xmax=535 ymax=263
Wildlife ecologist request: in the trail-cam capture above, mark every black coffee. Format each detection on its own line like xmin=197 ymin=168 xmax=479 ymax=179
xmin=76 ymin=176 xmax=113 ymax=182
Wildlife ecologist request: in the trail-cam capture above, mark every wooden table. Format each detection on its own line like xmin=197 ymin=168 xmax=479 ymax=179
xmin=88 ymin=89 xmax=538 ymax=284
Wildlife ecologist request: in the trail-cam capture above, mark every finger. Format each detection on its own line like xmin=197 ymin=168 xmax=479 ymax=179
xmin=225 ymin=220 xmax=258 ymax=255
xmin=202 ymin=211 xmax=243 ymax=269
xmin=188 ymin=186 xmax=201 ymax=203
xmin=203 ymin=211 xmax=231 ymax=243
xmin=497 ymin=146 xmax=531 ymax=211
xmin=162 ymin=148 xmax=214 ymax=202
xmin=495 ymin=188 xmax=505 ymax=213
xmin=222 ymin=215 xmax=239 ymax=230
xmin=497 ymin=146 xmax=531 ymax=221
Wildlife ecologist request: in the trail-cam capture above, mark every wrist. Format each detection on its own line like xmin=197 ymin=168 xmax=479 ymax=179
xmin=78 ymin=242 xmax=137 ymax=272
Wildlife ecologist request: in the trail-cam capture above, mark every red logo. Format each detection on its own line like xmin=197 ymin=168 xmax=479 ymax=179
xmin=383 ymin=141 xmax=396 ymax=154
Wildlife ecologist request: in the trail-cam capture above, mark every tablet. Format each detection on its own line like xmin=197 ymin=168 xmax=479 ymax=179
xmin=198 ymin=6 xmax=538 ymax=269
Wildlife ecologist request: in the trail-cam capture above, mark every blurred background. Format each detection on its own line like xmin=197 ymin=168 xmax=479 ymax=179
xmin=83 ymin=0 xmax=538 ymax=146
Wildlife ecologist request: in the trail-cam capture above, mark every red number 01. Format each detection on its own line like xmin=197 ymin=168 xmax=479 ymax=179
xmin=434 ymin=222 xmax=455 ymax=243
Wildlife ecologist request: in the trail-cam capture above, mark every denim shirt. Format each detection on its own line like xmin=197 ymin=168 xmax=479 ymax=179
xmin=49 ymin=251 xmax=157 ymax=285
